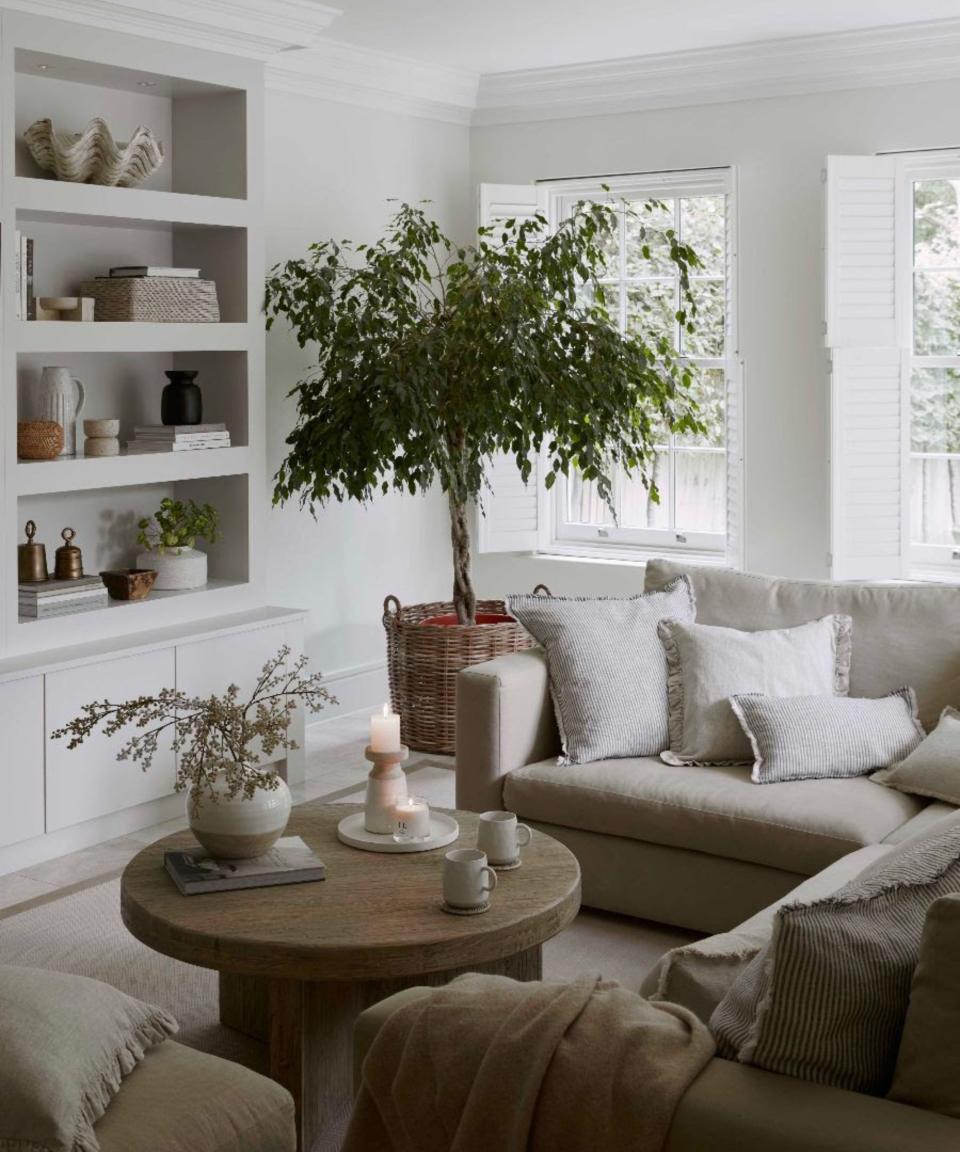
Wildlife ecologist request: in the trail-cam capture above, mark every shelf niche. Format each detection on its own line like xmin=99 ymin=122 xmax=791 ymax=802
xmin=15 ymin=49 xmax=246 ymax=200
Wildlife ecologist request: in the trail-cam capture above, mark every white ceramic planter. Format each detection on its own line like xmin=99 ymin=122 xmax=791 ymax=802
xmin=188 ymin=771 xmax=292 ymax=859
xmin=137 ymin=546 xmax=207 ymax=590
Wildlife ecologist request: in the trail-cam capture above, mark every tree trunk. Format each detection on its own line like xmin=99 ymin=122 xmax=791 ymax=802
xmin=448 ymin=491 xmax=477 ymax=626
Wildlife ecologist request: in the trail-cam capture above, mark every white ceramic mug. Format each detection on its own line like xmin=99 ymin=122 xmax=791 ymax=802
xmin=443 ymin=848 xmax=497 ymax=910
xmin=477 ymin=810 xmax=532 ymax=865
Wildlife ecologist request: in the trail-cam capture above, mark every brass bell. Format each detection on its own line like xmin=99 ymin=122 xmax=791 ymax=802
xmin=18 ymin=520 xmax=48 ymax=583
xmin=54 ymin=527 xmax=84 ymax=580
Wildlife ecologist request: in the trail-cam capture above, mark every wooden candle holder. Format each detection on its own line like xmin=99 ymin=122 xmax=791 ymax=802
xmin=363 ymin=744 xmax=409 ymax=834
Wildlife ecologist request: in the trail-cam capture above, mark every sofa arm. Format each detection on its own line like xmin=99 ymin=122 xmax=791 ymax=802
xmin=667 ymin=1058 xmax=960 ymax=1152
xmin=455 ymin=649 xmax=560 ymax=813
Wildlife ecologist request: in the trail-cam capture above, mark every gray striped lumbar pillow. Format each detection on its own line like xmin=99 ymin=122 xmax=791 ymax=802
xmin=710 ymin=810 xmax=960 ymax=1095
xmin=506 ymin=576 xmax=695 ymax=764
xmin=730 ymin=687 xmax=925 ymax=784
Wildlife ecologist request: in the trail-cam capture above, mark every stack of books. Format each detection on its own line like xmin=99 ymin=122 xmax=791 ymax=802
xmin=164 ymin=837 xmax=326 ymax=895
xmin=107 ymin=265 xmax=200 ymax=279
xmin=127 ymin=423 xmax=231 ymax=454
xmin=15 ymin=230 xmax=35 ymax=320
xmin=19 ymin=576 xmax=108 ymax=620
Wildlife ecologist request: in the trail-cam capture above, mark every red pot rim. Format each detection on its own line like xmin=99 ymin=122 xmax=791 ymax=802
xmin=420 ymin=612 xmax=517 ymax=627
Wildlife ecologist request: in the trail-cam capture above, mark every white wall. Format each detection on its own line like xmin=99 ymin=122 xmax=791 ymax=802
xmin=264 ymin=92 xmax=472 ymax=714
xmin=470 ymin=78 xmax=960 ymax=598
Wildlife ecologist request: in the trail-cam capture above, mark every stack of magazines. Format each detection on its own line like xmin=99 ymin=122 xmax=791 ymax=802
xmin=127 ymin=423 xmax=231 ymax=454
xmin=164 ymin=837 xmax=326 ymax=895
xmin=20 ymin=576 xmax=107 ymax=620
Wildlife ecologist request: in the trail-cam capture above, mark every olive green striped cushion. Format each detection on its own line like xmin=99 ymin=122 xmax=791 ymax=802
xmin=710 ymin=811 xmax=960 ymax=1094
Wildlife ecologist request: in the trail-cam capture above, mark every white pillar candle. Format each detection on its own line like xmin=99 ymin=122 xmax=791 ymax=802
xmin=370 ymin=703 xmax=401 ymax=753
xmin=393 ymin=796 xmax=431 ymax=840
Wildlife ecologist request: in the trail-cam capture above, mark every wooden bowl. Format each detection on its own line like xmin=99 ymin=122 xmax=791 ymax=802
xmin=18 ymin=420 xmax=63 ymax=460
xmin=99 ymin=568 xmax=157 ymax=601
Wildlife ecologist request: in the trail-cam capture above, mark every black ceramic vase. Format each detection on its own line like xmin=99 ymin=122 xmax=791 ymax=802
xmin=161 ymin=370 xmax=202 ymax=425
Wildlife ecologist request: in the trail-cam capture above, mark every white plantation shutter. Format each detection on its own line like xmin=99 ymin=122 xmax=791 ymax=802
xmin=476 ymin=183 xmax=550 ymax=554
xmin=725 ymin=360 xmax=745 ymax=568
xmin=825 ymin=156 xmax=908 ymax=580
xmin=825 ymin=155 xmax=899 ymax=349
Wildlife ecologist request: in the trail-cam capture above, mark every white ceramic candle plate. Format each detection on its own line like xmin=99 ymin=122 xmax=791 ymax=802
xmin=336 ymin=810 xmax=460 ymax=854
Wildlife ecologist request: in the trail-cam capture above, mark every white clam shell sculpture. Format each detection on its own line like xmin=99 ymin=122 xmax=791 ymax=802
xmin=24 ymin=117 xmax=164 ymax=188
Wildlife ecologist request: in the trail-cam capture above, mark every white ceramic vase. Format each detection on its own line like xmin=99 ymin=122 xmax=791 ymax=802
xmin=188 ymin=771 xmax=292 ymax=859
xmin=137 ymin=547 xmax=207 ymax=590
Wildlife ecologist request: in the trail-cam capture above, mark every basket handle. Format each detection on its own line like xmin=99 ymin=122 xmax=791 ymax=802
xmin=532 ymin=584 xmax=553 ymax=597
xmin=383 ymin=595 xmax=402 ymax=619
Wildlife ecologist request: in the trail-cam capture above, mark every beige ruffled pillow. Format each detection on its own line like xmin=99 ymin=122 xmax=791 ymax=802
xmin=872 ymin=705 xmax=960 ymax=806
xmin=0 ymin=964 xmax=177 ymax=1152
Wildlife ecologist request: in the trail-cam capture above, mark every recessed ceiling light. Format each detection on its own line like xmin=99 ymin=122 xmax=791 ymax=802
xmin=35 ymin=64 xmax=50 ymax=71
xmin=137 ymin=80 xmax=158 ymax=88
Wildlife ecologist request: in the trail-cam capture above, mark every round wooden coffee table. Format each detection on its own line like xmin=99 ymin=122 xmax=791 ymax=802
xmin=121 ymin=802 xmax=580 ymax=1149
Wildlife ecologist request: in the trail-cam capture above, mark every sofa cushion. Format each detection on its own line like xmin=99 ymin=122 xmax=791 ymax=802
xmin=873 ymin=705 xmax=960 ymax=806
xmin=645 ymin=559 xmax=960 ymax=730
xmin=731 ymin=688 xmax=924 ymax=784
xmin=502 ymin=756 xmax=923 ymax=875
xmin=658 ymin=615 xmax=852 ymax=764
xmin=95 ymin=1040 xmax=296 ymax=1152
xmin=888 ymin=893 xmax=960 ymax=1118
xmin=710 ymin=811 xmax=960 ymax=1095
xmin=639 ymin=843 xmax=892 ymax=1023
xmin=507 ymin=576 xmax=696 ymax=764
xmin=0 ymin=964 xmax=177 ymax=1152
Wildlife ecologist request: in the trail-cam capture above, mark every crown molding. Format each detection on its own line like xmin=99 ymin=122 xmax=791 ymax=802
xmin=1 ymin=0 xmax=342 ymax=59
xmin=266 ymin=39 xmax=478 ymax=125
xmin=474 ymin=18 xmax=960 ymax=125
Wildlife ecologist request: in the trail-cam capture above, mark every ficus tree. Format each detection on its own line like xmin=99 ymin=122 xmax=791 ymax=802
xmin=264 ymin=199 xmax=704 ymax=625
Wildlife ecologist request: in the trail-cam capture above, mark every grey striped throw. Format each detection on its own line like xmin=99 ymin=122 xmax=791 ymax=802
xmin=731 ymin=687 xmax=925 ymax=784
xmin=506 ymin=576 xmax=695 ymax=764
xmin=710 ymin=810 xmax=960 ymax=1095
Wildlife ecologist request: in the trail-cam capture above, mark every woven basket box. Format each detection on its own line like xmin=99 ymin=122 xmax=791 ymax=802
xmin=79 ymin=278 xmax=220 ymax=323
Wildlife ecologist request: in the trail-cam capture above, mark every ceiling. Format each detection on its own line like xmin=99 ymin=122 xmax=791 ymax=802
xmin=329 ymin=0 xmax=960 ymax=74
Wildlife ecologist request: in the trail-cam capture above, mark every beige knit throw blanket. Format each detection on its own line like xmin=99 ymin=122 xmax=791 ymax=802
xmin=343 ymin=974 xmax=715 ymax=1152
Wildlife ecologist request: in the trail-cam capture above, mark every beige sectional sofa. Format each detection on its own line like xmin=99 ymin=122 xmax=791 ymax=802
xmin=455 ymin=560 xmax=960 ymax=932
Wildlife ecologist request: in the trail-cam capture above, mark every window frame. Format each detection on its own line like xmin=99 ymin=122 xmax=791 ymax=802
xmin=538 ymin=168 xmax=741 ymax=565
xmin=899 ymin=151 xmax=960 ymax=577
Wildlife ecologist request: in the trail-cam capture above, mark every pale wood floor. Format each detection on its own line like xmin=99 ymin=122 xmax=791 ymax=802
xmin=0 ymin=712 xmax=452 ymax=914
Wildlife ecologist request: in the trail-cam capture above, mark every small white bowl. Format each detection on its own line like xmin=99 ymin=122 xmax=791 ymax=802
xmin=83 ymin=418 xmax=120 ymax=437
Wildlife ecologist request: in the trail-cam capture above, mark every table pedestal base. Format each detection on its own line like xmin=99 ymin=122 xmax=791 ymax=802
xmin=220 ymin=945 xmax=543 ymax=1151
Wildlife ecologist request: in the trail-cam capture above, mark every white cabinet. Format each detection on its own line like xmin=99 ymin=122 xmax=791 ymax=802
xmin=0 ymin=677 xmax=44 ymax=847
xmin=45 ymin=649 xmax=177 ymax=832
xmin=176 ymin=622 xmax=304 ymax=770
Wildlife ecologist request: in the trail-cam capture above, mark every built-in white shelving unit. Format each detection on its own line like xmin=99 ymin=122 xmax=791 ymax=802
xmin=0 ymin=8 xmax=267 ymax=656
xmin=0 ymin=10 xmax=306 ymax=876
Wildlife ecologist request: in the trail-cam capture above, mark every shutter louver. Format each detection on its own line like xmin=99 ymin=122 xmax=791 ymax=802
xmin=825 ymin=155 xmax=907 ymax=580
xmin=476 ymin=183 xmax=549 ymax=554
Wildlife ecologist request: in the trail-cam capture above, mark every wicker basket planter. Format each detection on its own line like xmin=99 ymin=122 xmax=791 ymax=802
xmin=79 ymin=277 xmax=220 ymax=323
xmin=383 ymin=596 xmax=535 ymax=754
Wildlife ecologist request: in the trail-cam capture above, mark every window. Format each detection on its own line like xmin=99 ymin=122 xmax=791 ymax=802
xmin=545 ymin=170 xmax=740 ymax=564
xmin=909 ymin=171 xmax=960 ymax=568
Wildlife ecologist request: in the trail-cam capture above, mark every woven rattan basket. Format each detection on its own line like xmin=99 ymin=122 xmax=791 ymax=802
xmin=383 ymin=595 xmax=536 ymax=755
xmin=79 ymin=278 xmax=220 ymax=323
xmin=17 ymin=420 xmax=63 ymax=460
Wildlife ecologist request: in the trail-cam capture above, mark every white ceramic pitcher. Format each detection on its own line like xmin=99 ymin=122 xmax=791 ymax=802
xmin=40 ymin=366 xmax=85 ymax=457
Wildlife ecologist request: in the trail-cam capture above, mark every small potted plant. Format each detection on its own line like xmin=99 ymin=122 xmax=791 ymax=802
xmin=52 ymin=646 xmax=336 ymax=858
xmin=136 ymin=496 xmax=219 ymax=591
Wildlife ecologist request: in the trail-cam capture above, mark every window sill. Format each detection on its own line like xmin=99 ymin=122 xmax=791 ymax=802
xmin=534 ymin=542 xmax=730 ymax=569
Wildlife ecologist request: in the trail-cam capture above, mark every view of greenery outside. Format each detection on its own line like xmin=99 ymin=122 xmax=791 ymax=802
xmin=912 ymin=178 xmax=960 ymax=546
xmin=564 ymin=193 xmax=727 ymax=540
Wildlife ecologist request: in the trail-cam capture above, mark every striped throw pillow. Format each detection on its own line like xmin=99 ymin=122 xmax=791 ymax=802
xmin=710 ymin=811 xmax=960 ymax=1095
xmin=506 ymin=576 xmax=695 ymax=765
xmin=730 ymin=687 xmax=925 ymax=784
